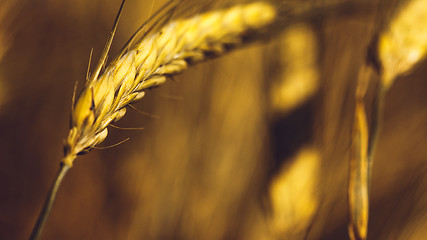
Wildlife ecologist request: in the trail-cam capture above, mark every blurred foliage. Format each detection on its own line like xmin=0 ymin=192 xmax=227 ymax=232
xmin=0 ymin=0 xmax=426 ymax=240
xmin=269 ymin=23 xmax=319 ymax=115
xmin=269 ymin=147 xmax=320 ymax=239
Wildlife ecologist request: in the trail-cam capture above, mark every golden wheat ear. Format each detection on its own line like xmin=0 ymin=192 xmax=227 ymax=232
xmin=63 ymin=1 xmax=278 ymax=168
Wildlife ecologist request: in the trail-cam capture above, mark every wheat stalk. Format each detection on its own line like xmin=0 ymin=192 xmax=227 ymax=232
xmin=30 ymin=1 xmax=277 ymax=239
xmin=62 ymin=1 xmax=277 ymax=167
xmin=348 ymin=1 xmax=427 ymax=239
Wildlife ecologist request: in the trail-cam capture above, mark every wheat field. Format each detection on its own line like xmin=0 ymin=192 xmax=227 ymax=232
xmin=0 ymin=0 xmax=426 ymax=239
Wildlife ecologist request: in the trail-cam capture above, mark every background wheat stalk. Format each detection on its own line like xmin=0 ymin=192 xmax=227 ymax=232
xmin=348 ymin=0 xmax=427 ymax=239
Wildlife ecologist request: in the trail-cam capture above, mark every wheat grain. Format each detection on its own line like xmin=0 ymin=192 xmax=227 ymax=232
xmin=62 ymin=1 xmax=277 ymax=167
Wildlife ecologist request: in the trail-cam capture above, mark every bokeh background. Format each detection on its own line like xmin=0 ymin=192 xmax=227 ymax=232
xmin=0 ymin=0 xmax=426 ymax=239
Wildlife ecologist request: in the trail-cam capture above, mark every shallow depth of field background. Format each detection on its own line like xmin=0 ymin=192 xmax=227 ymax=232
xmin=0 ymin=0 xmax=426 ymax=239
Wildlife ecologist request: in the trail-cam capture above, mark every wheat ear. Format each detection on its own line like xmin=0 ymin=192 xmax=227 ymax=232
xmin=62 ymin=1 xmax=276 ymax=167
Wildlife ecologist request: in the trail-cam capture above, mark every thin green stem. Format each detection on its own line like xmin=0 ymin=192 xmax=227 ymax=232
xmin=367 ymin=84 xmax=386 ymax=165
xmin=30 ymin=163 xmax=71 ymax=240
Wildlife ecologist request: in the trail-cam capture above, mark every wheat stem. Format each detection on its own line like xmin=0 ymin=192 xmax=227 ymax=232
xmin=348 ymin=65 xmax=371 ymax=240
xmin=31 ymin=3 xmax=276 ymax=236
xmin=30 ymin=163 xmax=70 ymax=240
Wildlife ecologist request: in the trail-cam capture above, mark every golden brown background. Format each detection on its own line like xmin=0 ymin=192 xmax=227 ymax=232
xmin=0 ymin=0 xmax=426 ymax=239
